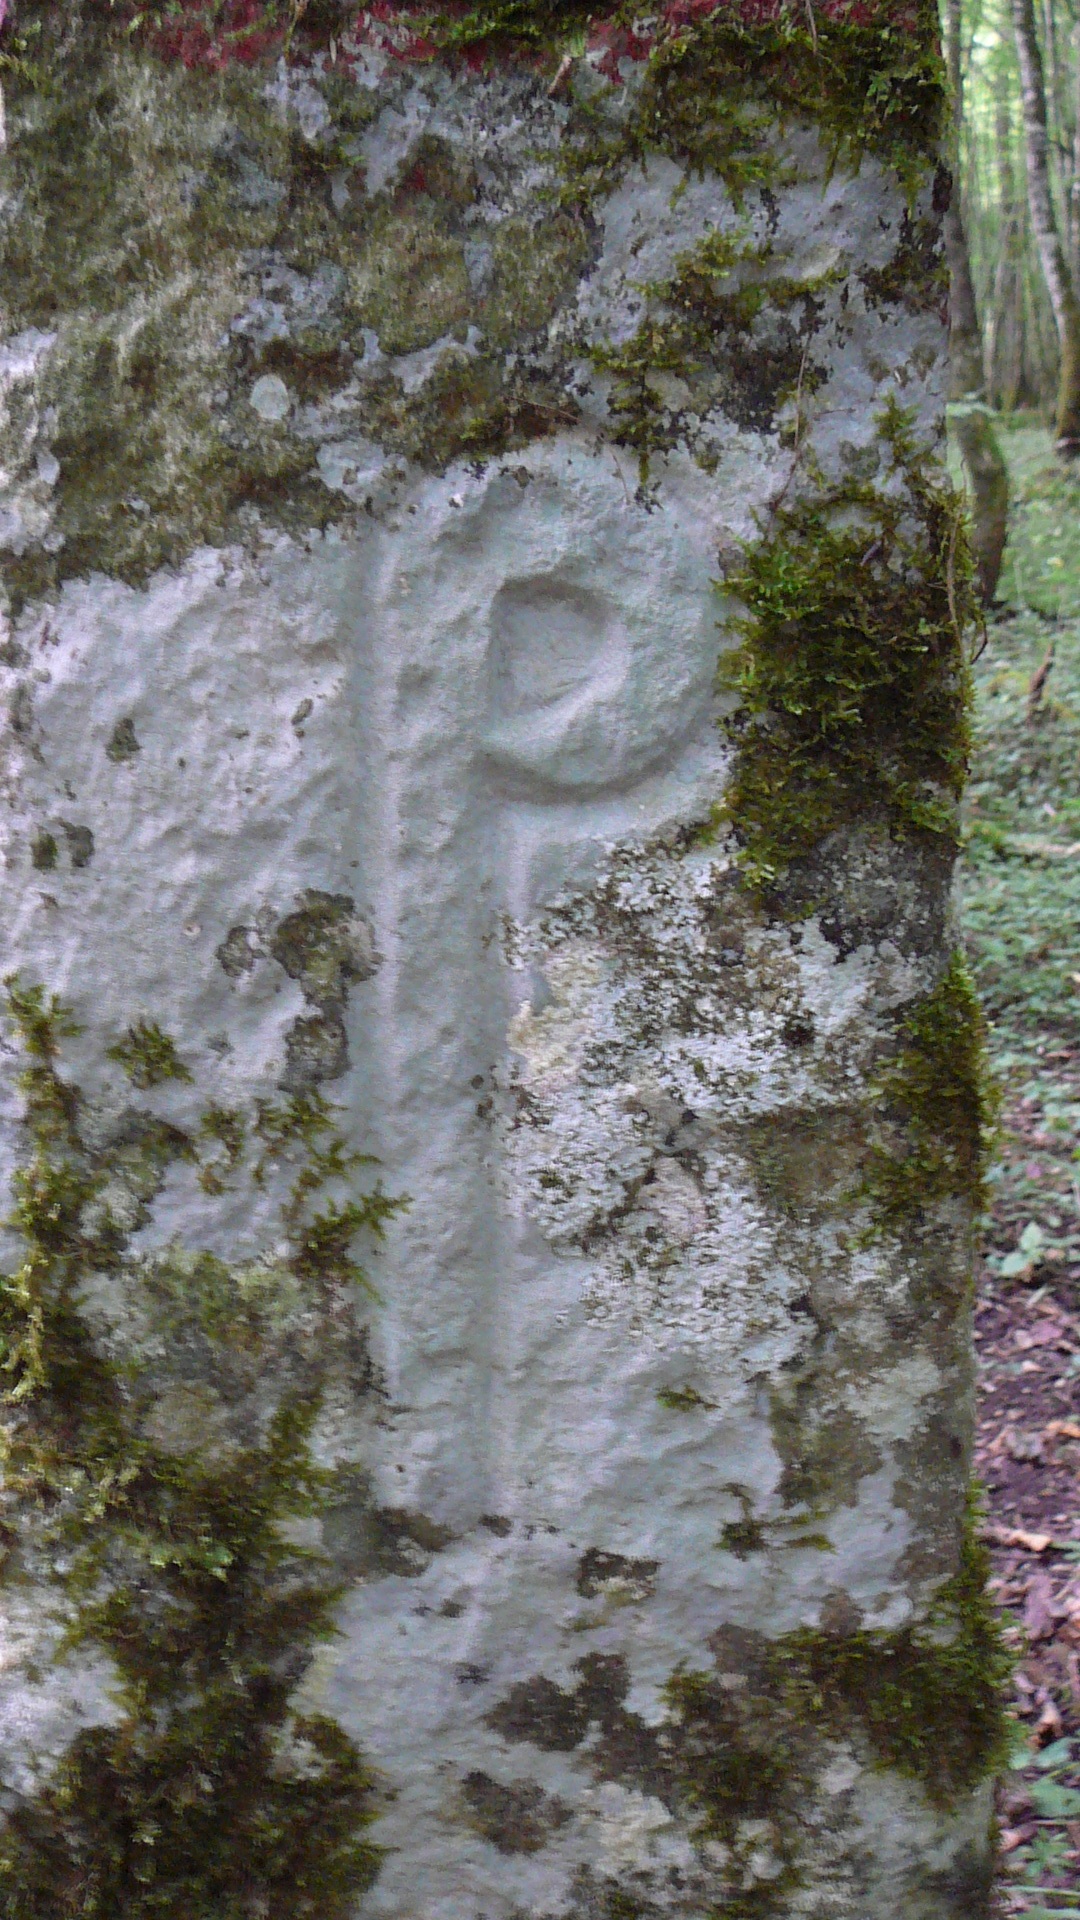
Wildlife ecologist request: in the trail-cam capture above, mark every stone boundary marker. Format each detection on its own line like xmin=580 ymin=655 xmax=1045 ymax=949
xmin=0 ymin=3 xmax=1006 ymax=1915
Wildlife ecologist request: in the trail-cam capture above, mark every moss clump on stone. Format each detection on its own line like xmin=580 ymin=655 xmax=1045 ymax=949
xmin=196 ymin=1102 xmax=247 ymax=1193
xmin=383 ymin=1 xmax=946 ymax=195
xmin=0 ymin=1406 xmax=380 ymax=1920
xmin=775 ymin=1495 xmax=1011 ymax=1804
xmin=719 ymin=402 xmax=977 ymax=889
xmin=863 ymin=951 xmax=996 ymax=1228
xmin=29 ymin=830 xmax=58 ymax=872
xmin=638 ymin=0 xmax=946 ymax=199
xmin=656 ymin=1382 xmax=712 ymax=1412
xmin=664 ymin=1668 xmax=794 ymax=1835
xmin=718 ymin=1516 xmax=768 ymax=1558
xmin=0 ymin=979 xmax=393 ymax=1917
xmin=106 ymin=1018 xmax=193 ymax=1089
xmin=105 ymin=715 xmax=142 ymax=762
xmin=587 ymin=227 xmax=835 ymax=480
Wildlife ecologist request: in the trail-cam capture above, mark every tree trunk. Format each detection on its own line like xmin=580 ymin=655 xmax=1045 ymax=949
xmin=945 ymin=0 xmax=1008 ymax=598
xmin=985 ymin=90 xmax=1022 ymax=411
xmin=0 ymin=4 xmax=1002 ymax=1916
xmin=952 ymin=404 xmax=1011 ymax=601
xmin=1013 ymin=0 xmax=1080 ymax=451
xmin=945 ymin=197 xmax=989 ymax=399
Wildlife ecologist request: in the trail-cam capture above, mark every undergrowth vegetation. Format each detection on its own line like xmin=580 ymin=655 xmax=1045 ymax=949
xmin=952 ymin=416 xmax=1080 ymax=1920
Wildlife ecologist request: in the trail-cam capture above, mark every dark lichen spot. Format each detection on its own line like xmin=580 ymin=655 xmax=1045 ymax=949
xmin=743 ymin=1112 xmax=868 ymax=1220
xmin=320 ymin=1474 xmax=453 ymax=1578
xmin=576 ymin=1547 xmax=658 ymax=1601
xmin=8 ymin=682 xmax=34 ymax=735
xmin=479 ymin=1512 xmax=513 ymax=1536
xmin=105 ymin=715 xmax=141 ymax=762
xmin=719 ymin=1516 xmax=767 ymax=1558
xmin=922 ymin=1836 xmax=997 ymax=1916
xmin=281 ymin=1010 xmax=349 ymax=1090
xmin=491 ymin=1641 xmax=799 ymax=1901
xmin=860 ymin=195 xmax=949 ymax=316
xmin=769 ymin=1399 xmax=879 ymax=1513
xmin=780 ymin=1017 xmax=814 ymax=1049
xmin=559 ymin=1867 xmax=674 ymax=1920
xmin=270 ymin=891 xmax=377 ymax=1011
xmin=486 ymin=1672 xmax=593 ymax=1752
xmin=461 ymin=1770 xmax=572 ymax=1854
xmin=60 ymin=821 xmax=95 ymax=869
xmin=774 ymin=1495 xmax=1011 ymax=1804
xmin=772 ymin=825 xmax=952 ymax=963
xmin=216 ymin=923 xmax=261 ymax=978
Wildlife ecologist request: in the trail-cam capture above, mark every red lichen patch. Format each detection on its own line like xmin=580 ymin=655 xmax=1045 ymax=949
xmin=52 ymin=0 xmax=931 ymax=81
xmin=355 ymin=0 xmax=931 ymax=72
xmin=100 ymin=0 xmax=358 ymax=69
xmin=97 ymin=0 xmax=286 ymax=67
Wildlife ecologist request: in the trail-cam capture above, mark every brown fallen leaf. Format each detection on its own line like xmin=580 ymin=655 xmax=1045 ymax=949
xmin=1027 ymin=1320 xmax=1068 ymax=1346
xmin=1035 ymin=1695 xmax=1064 ymax=1739
xmin=985 ymin=1523 xmax=1055 ymax=1553
xmin=1047 ymin=1420 xmax=1080 ymax=1440
xmin=1024 ymin=1573 xmax=1058 ymax=1640
xmin=1022 ymin=641 xmax=1053 ymax=718
xmin=999 ymin=1825 xmax=1037 ymax=1853
xmin=1006 ymin=1428 xmax=1046 ymax=1463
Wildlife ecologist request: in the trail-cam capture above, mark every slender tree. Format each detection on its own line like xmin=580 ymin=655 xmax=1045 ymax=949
xmin=1012 ymin=0 xmax=1080 ymax=451
xmin=984 ymin=87 xmax=1022 ymax=409
xmin=946 ymin=0 xmax=1009 ymax=598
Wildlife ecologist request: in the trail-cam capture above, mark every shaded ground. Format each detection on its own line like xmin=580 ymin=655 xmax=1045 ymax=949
xmin=957 ymin=419 xmax=1080 ymax=1917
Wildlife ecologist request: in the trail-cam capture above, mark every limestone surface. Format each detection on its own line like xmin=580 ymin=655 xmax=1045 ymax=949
xmin=0 ymin=7 xmax=997 ymax=1917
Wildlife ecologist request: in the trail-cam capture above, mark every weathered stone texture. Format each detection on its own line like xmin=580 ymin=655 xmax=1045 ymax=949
xmin=0 ymin=6 xmax=999 ymax=1917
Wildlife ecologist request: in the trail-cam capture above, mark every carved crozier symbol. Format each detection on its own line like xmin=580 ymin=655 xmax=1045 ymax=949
xmin=482 ymin=569 xmax=712 ymax=797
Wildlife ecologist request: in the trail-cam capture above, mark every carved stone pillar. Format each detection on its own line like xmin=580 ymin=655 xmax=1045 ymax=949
xmin=0 ymin=5 xmax=1001 ymax=1916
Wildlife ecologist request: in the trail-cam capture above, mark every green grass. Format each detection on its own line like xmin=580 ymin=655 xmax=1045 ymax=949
xmin=953 ymin=418 xmax=1080 ymax=1280
xmin=959 ymin=424 xmax=1080 ymax=1066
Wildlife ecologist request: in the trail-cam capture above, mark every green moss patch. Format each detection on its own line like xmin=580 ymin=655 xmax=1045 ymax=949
xmin=0 ymin=1409 xmax=380 ymax=1920
xmin=0 ymin=979 xmax=399 ymax=1916
xmin=106 ymin=1018 xmax=193 ymax=1089
xmin=864 ymin=952 xmax=997 ymax=1228
xmin=775 ymin=1496 xmax=1011 ymax=1804
xmin=719 ymin=402 xmax=978 ymax=889
xmin=579 ymin=7 xmax=939 ymax=212
xmin=587 ymin=227 xmax=835 ymax=480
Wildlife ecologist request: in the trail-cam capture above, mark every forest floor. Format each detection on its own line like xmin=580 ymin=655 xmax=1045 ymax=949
xmin=954 ymin=419 xmax=1080 ymax=1918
